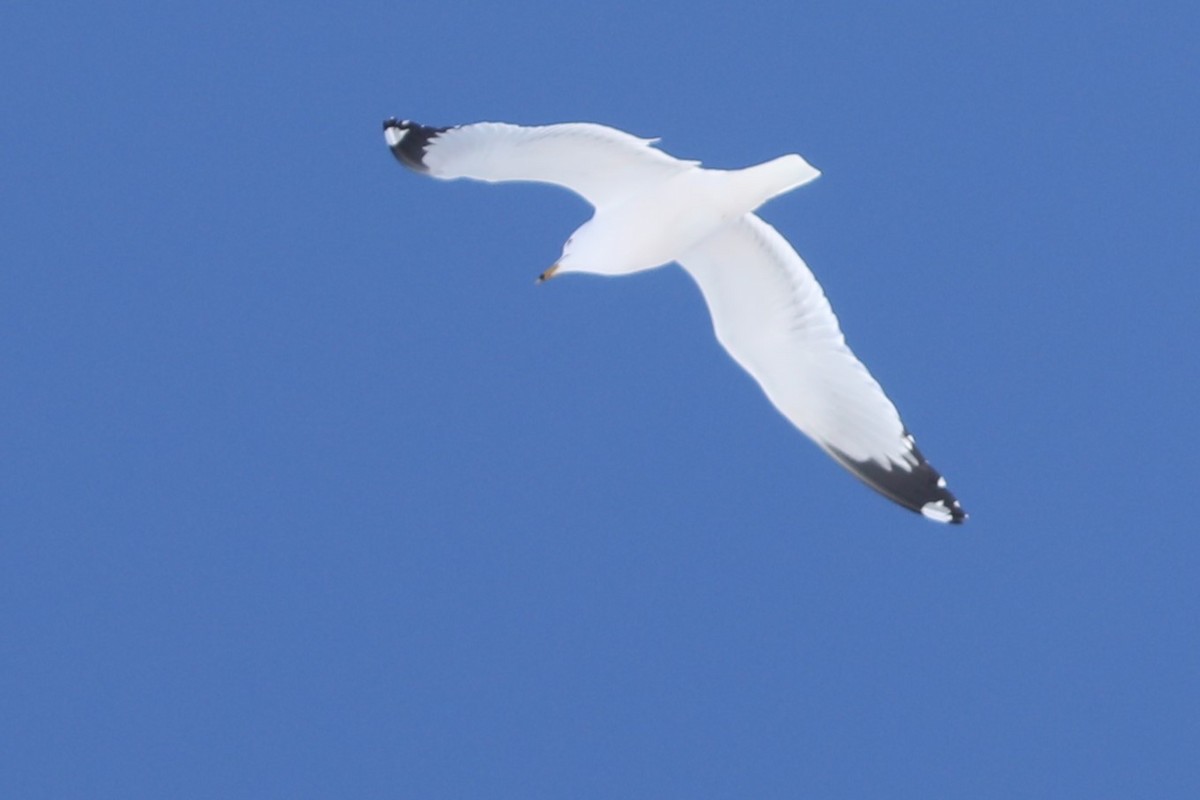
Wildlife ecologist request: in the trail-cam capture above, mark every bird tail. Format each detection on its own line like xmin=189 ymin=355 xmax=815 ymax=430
xmin=734 ymin=154 xmax=822 ymax=209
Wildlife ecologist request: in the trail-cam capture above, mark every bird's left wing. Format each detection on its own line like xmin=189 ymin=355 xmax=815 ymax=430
xmin=384 ymin=118 xmax=695 ymax=209
xmin=677 ymin=214 xmax=966 ymax=522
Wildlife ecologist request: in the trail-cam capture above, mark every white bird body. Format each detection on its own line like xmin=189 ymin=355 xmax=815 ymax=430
xmin=383 ymin=117 xmax=966 ymax=523
xmin=561 ymin=155 xmax=819 ymax=276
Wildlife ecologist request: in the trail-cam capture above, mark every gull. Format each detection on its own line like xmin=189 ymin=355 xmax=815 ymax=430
xmin=383 ymin=117 xmax=967 ymax=523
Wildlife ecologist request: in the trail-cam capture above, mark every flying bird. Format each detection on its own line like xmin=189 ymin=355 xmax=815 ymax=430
xmin=383 ymin=118 xmax=966 ymax=523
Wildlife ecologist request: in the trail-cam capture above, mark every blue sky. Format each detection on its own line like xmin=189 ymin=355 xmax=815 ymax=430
xmin=3 ymin=2 xmax=1198 ymax=797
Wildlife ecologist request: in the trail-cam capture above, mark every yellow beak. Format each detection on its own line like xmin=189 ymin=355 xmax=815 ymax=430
xmin=537 ymin=263 xmax=560 ymax=284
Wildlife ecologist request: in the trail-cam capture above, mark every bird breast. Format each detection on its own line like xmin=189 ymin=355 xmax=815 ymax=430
xmin=584 ymin=170 xmax=741 ymax=275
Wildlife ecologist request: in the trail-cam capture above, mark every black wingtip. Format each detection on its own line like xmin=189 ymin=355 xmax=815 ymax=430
xmin=382 ymin=117 xmax=449 ymax=173
xmin=826 ymin=434 xmax=967 ymax=524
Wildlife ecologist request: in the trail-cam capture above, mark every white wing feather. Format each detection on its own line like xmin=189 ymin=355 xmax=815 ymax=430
xmin=678 ymin=214 xmax=964 ymax=520
xmin=420 ymin=122 xmax=695 ymax=208
xmin=679 ymin=214 xmax=911 ymax=465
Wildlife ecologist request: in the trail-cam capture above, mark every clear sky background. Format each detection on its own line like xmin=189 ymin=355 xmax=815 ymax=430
xmin=3 ymin=2 xmax=1198 ymax=798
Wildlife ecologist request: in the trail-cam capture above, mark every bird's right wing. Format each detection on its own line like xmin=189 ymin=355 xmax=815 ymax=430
xmin=384 ymin=119 xmax=695 ymax=209
xmin=677 ymin=214 xmax=966 ymax=522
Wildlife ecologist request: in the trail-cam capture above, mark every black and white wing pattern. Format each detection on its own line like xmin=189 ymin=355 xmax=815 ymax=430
xmin=678 ymin=214 xmax=966 ymax=522
xmin=383 ymin=118 xmax=695 ymax=208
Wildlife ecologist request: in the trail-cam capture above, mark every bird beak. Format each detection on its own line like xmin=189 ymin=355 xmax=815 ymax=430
xmin=537 ymin=264 xmax=560 ymax=284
